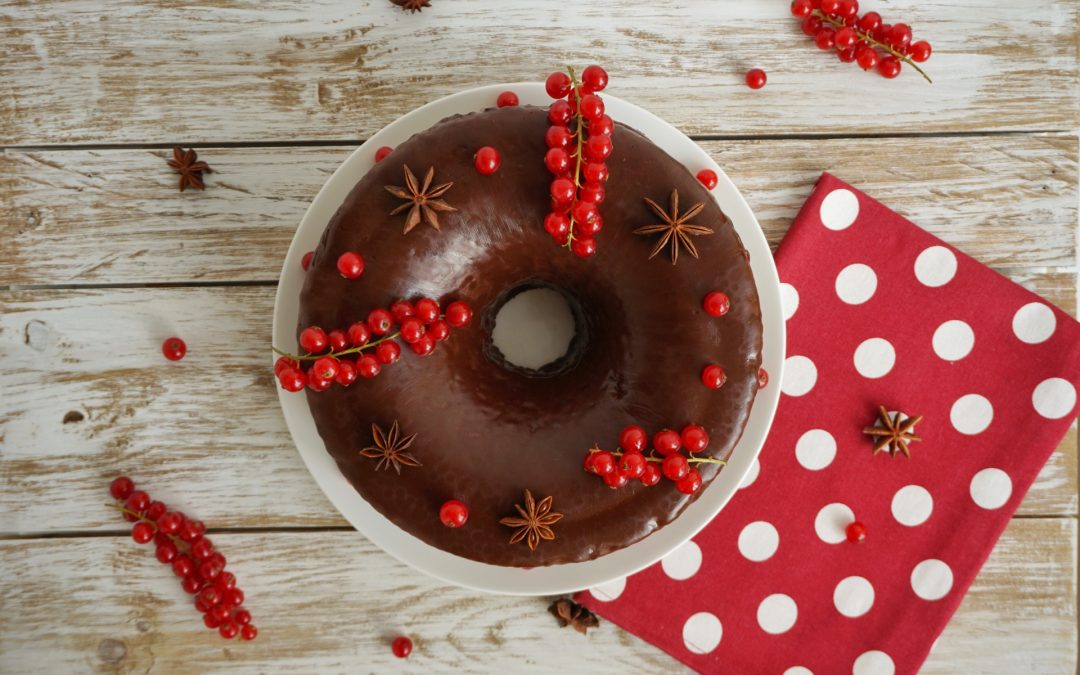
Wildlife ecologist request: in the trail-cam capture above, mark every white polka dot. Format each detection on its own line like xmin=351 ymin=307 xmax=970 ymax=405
xmin=588 ymin=577 xmax=625 ymax=602
xmin=853 ymin=650 xmax=895 ymax=675
xmin=970 ymin=468 xmax=1013 ymax=510
xmin=784 ymin=668 xmax=814 ymax=675
xmin=833 ymin=576 xmax=875 ymax=618
xmin=891 ymin=484 xmax=933 ymax=527
xmin=738 ymin=457 xmax=760 ymax=490
xmin=835 ymin=263 xmax=878 ymax=305
xmin=738 ymin=521 xmax=779 ymax=562
xmin=757 ymin=594 xmax=797 ymax=634
xmin=661 ymin=540 xmax=702 ymax=581
xmin=780 ymin=282 xmax=800 ymax=321
xmin=853 ymin=338 xmax=896 ymax=379
xmin=781 ymin=355 xmax=817 ymax=397
xmin=795 ymin=429 xmax=836 ymax=471
xmin=820 ymin=188 xmax=860 ymax=230
xmin=911 ymin=559 xmax=953 ymax=601
xmin=1033 ymin=378 xmax=1077 ymax=419
xmin=682 ymin=612 xmax=722 ymax=654
xmin=914 ymin=246 xmax=957 ymax=288
xmin=1012 ymin=302 xmax=1056 ymax=344
xmin=950 ymin=394 xmax=993 ymax=435
xmin=932 ymin=320 xmax=975 ymax=361
xmin=814 ymin=503 xmax=855 ymax=544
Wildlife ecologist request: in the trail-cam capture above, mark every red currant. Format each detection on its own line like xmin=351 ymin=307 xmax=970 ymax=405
xmin=579 ymin=183 xmax=605 ymax=204
xmin=312 ymin=357 xmax=339 ymax=381
xmin=278 ymin=368 xmax=306 ymax=392
xmin=190 ymin=537 xmax=213 ymax=562
xmin=758 ymin=367 xmax=769 ymax=389
xmin=856 ymin=45 xmax=879 ymax=71
xmin=474 ymin=146 xmax=500 ymax=175
xmin=219 ymin=621 xmax=239 ymax=639
xmin=702 ymin=364 xmax=726 ymax=389
xmin=544 ymin=211 xmax=570 ymax=239
xmin=414 ymin=298 xmax=440 ymax=324
xmin=155 ymin=540 xmax=178 ymax=563
xmin=886 ymin=23 xmax=912 ymax=50
xmin=445 ymin=301 xmax=473 ymax=328
xmin=588 ymin=451 xmax=616 ymax=475
xmin=347 ymin=322 xmax=371 ymax=347
xmin=583 ymin=135 xmax=612 ymax=161
xmin=410 ymin=332 xmax=438 ymax=356
xmin=204 ymin=612 xmax=222 ymax=629
xmin=640 ymin=463 xmax=662 ymax=486
xmin=126 ymin=490 xmax=151 ymax=514
xmin=790 ymin=0 xmax=812 ymax=17
xmin=439 ymin=500 xmax=468 ymax=528
xmin=703 ymin=290 xmax=730 ymax=317
xmin=548 ymin=99 xmax=572 ymax=126
xmin=389 ymin=300 xmax=415 ymax=323
xmin=241 ymin=625 xmax=258 ymax=641
xmin=603 ymin=469 xmax=630 ymax=488
xmin=581 ymin=65 xmax=608 ymax=92
xmin=680 ymin=425 xmax=710 ymax=453
xmin=172 ymin=555 xmax=194 ymax=578
xmin=199 ymin=586 xmax=221 ymax=607
xmin=857 ymin=11 xmax=881 ymax=32
xmin=846 ymin=520 xmax=867 ymax=543
xmin=375 ymin=341 xmax=401 ymax=365
xmin=575 ymin=216 xmax=603 ymax=238
xmin=275 ymin=356 xmax=299 ymax=377
xmin=877 ymin=56 xmax=902 ymax=79
xmin=834 ymin=26 xmax=857 ymax=49
xmin=583 ymin=162 xmax=609 ymax=184
xmin=179 ymin=518 xmax=205 ymax=542
xmin=590 ymin=114 xmax=614 ymax=137
xmin=224 ymin=588 xmax=244 ymax=607
xmin=357 ymin=355 xmax=381 ymax=378
xmin=872 ymin=23 xmax=891 ymax=42
xmin=653 ymin=429 xmax=682 ymax=456
xmin=909 ymin=40 xmax=932 ymax=62
xmin=131 ymin=522 xmax=155 ymax=544
xmin=820 ymin=0 xmax=840 ymax=14
xmin=551 ymin=177 xmax=576 ymax=206
xmin=374 ymin=146 xmax=393 ymax=163
xmin=571 ymin=200 xmax=599 ymax=226
xmin=838 ymin=0 xmax=858 ymax=19
xmin=545 ymin=71 xmax=572 ymax=99
xmin=181 ymin=574 xmax=202 ymax=594
xmin=571 ymin=237 xmax=597 ymax=258
xmin=301 ymin=250 xmax=314 ymax=271
xmin=157 ymin=511 xmax=182 ymax=534
xmin=199 ymin=559 xmax=223 ymax=581
xmin=109 ymin=476 xmax=135 ymax=500
xmin=211 ymin=604 xmax=230 ymax=622
xmin=545 ymin=125 xmax=572 ymax=149
xmin=214 ymin=572 xmax=237 ymax=590
xmin=327 ymin=329 xmax=349 ymax=352
xmin=428 ymin=320 xmax=450 ymax=342
xmin=392 ymin=636 xmax=413 ymax=658
xmin=745 ymin=68 xmax=767 ymax=90
xmin=307 ymin=373 xmax=332 ymax=391
xmin=144 ymin=501 xmax=165 ymax=522
xmin=367 ymin=309 xmax=394 ymax=335
xmin=162 ymin=337 xmax=187 ymax=361
xmin=299 ymin=326 xmax=328 ymax=353
xmin=662 ymin=454 xmax=690 ymax=481
xmin=696 ymin=169 xmax=718 ymax=190
xmin=545 ymin=148 xmax=570 ymax=175
xmin=675 ymin=469 xmax=702 ymax=495
xmin=815 ymin=28 xmax=836 ymax=50
xmin=802 ymin=14 xmax=823 ymax=36
xmin=496 ymin=90 xmax=519 ymax=107
xmin=336 ymin=252 xmax=364 ymax=279
xmin=619 ymin=452 xmax=646 ymax=479
xmin=619 ymin=425 xmax=648 ymax=453
xmin=400 ymin=318 xmax=425 ymax=344
xmin=579 ymin=94 xmax=604 ymax=121
xmin=234 ymin=609 xmax=252 ymax=625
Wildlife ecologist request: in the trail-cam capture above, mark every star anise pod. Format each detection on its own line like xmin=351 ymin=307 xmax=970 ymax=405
xmin=863 ymin=406 xmax=923 ymax=458
xmin=359 ymin=421 xmax=421 ymax=474
xmin=548 ymin=598 xmax=600 ymax=635
xmin=499 ymin=489 xmax=563 ymax=551
xmin=634 ymin=189 xmax=714 ymax=265
xmin=390 ymin=0 xmax=431 ymax=12
xmin=385 ymin=165 xmax=457 ymax=234
xmin=166 ymin=146 xmax=212 ymax=192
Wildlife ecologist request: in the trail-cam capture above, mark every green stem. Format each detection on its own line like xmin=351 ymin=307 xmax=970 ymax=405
xmin=563 ymin=64 xmax=588 ymax=252
xmin=814 ymin=11 xmax=932 ymax=84
xmin=588 ymin=445 xmax=727 ymax=466
xmin=272 ymin=331 xmax=402 ymax=362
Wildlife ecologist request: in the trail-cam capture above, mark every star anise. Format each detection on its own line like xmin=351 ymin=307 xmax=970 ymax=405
xmin=548 ymin=598 xmax=600 ymax=635
xmin=385 ymin=165 xmax=457 ymax=234
xmin=390 ymin=0 xmax=431 ymax=12
xmin=634 ymin=189 xmax=714 ymax=265
xmin=359 ymin=420 xmax=421 ymax=474
xmin=166 ymin=146 xmax=212 ymax=192
xmin=863 ymin=406 xmax=923 ymax=458
xmin=499 ymin=489 xmax=563 ymax=551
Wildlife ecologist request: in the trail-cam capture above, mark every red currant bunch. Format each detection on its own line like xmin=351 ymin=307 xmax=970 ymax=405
xmin=791 ymin=0 xmax=932 ymax=82
xmin=274 ymin=298 xmax=474 ymax=393
xmin=582 ymin=424 xmax=724 ymax=495
xmin=542 ymin=65 xmax=612 ymax=258
xmin=109 ymin=476 xmax=258 ymax=641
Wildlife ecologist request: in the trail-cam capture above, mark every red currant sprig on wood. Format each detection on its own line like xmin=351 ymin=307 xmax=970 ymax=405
xmin=272 ymin=298 xmax=474 ymax=393
xmin=583 ymin=424 xmax=725 ymax=495
xmin=543 ymin=64 xmax=612 ymax=258
xmin=790 ymin=0 xmax=932 ymax=82
xmin=108 ymin=476 xmax=258 ymax=641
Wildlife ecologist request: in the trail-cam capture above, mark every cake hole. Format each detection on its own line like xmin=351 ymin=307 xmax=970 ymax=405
xmin=491 ymin=287 xmax=577 ymax=371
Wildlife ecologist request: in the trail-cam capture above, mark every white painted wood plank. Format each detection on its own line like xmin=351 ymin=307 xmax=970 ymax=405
xmin=0 ymin=520 xmax=1073 ymax=673
xmin=2 ymin=134 xmax=1075 ymax=285
xmin=0 ymin=1 xmax=1076 ymax=145
xmin=0 ymin=284 xmax=1074 ymax=536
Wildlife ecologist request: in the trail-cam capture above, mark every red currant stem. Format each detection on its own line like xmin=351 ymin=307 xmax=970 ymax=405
xmin=814 ymin=11 xmax=932 ymax=83
xmin=107 ymin=502 xmax=192 ymax=552
xmin=272 ymin=330 xmax=403 ymax=362
xmin=588 ymin=446 xmax=727 ymax=466
xmin=564 ymin=64 xmax=585 ymax=252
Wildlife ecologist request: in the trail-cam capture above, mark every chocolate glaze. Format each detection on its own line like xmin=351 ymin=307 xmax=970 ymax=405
xmin=298 ymin=105 xmax=762 ymax=567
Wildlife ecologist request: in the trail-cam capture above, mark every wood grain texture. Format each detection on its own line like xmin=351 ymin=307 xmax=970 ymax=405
xmin=0 ymin=1 xmax=1077 ymax=145
xmin=1 ymin=134 xmax=1076 ymax=285
xmin=0 ymin=520 xmax=1073 ymax=674
xmin=0 ymin=283 xmax=1075 ymax=535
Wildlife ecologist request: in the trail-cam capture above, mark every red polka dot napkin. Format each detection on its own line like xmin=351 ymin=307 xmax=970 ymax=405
xmin=576 ymin=173 xmax=1080 ymax=675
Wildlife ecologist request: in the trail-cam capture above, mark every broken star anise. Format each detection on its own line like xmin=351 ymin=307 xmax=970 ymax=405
xmin=863 ymin=405 xmax=923 ymax=458
xmin=385 ymin=164 xmax=457 ymax=234
xmin=390 ymin=0 xmax=431 ymax=12
xmin=166 ymin=147 xmax=212 ymax=192
xmin=634 ymin=189 xmax=714 ymax=265
xmin=499 ymin=489 xmax=563 ymax=551
xmin=548 ymin=598 xmax=600 ymax=635
xmin=359 ymin=420 xmax=421 ymax=474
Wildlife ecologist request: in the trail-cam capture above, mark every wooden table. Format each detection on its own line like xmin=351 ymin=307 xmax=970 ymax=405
xmin=1 ymin=1 xmax=1076 ymax=672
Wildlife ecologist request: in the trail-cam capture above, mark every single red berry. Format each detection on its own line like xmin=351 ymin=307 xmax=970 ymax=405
xmin=603 ymin=469 xmax=630 ymax=489
xmin=856 ymin=45 xmax=879 ymax=71
xmin=545 ymin=147 xmax=570 ymax=175
xmin=439 ymin=500 xmax=468 ymax=528
xmin=208 ymin=551 xmax=226 ymax=568
xmin=211 ymin=604 xmax=231 ymax=622
xmin=834 ymin=26 xmax=857 ymax=49
xmin=814 ymin=28 xmax=836 ymax=50
xmin=131 ymin=522 xmax=155 ymax=544
xmin=326 ymin=330 xmax=348 ymax=353
xmin=374 ymin=146 xmax=393 ymax=163
xmin=581 ymin=64 xmax=609 ymax=92
xmin=579 ymin=182 xmax=605 ymax=205
xmin=675 ymin=469 xmax=702 ymax=495
xmin=583 ymin=162 xmax=609 ymax=184
xmin=619 ymin=452 xmax=646 ymax=479
xmin=199 ymin=586 xmax=222 ymax=607
xmin=172 ymin=555 xmax=194 ymax=578
xmin=662 ymin=454 xmax=690 ymax=482
xmin=195 ymin=597 xmax=211 ymax=615
xmin=241 ymin=625 xmax=258 ymax=641
xmin=109 ymin=476 xmax=135 ymax=500
xmin=583 ymin=452 xmax=597 ymax=473
xmin=545 ymin=125 xmax=573 ymax=149
xmin=275 ymin=356 xmax=299 ymax=376
xmin=838 ymin=0 xmax=859 ymax=19
xmin=583 ymin=134 xmax=612 ymax=162
xmin=545 ymin=71 xmax=572 ymax=99
xmin=745 ymin=68 xmax=767 ymax=90
xmin=367 ymin=308 xmax=394 ymax=335
xmin=653 ymin=429 xmax=682 ymax=456
xmin=375 ymin=341 xmax=401 ymax=365
xmin=234 ymin=609 xmax=252 ymax=625
xmin=153 ymin=531 xmax=171 ymax=547
xmin=413 ymin=298 xmax=440 ymax=324
xmin=886 ymin=23 xmax=912 ymax=50
xmin=790 ymin=0 xmax=812 ymax=16
xmin=178 ymin=518 xmax=206 ymax=543
xmin=199 ymin=559 xmax=223 ymax=581
xmin=550 ymin=177 xmax=576 ymax=207
xmin=802 ymin=14 xmax=823 ymax=36
xmin=877 ymin=56 xmax=902 ymax=79
xmin=680 ymin=425 xmax=710 ymax=453
xmin=548 ymin=99 xmax=572 ymax=126
xmin=703 ymin=291 xmax=730 ymax=317
xmin=299 ymin=326 xmax=328 ymax=353
xmin=312 ymin=356 xmax=339 ymax=381
xmin=336 ymin=252 xmax=364 ymax=279
xmin=392 ymin=636 xmax=413 ymax=659
xmin=409 ymin=333 xmax=437 ymax=357
xmin=544 ymin=211 xmax=570 ymax=239
xmin=191 ymin=537 xmax=215 ymax=561
xmin=589 ymin=451 xmax=616 ymax=475
xmin=428 ymin=320 xmax=450 ymax=342
xmin=590 ymin=114 xmax=614 ymax=137
xmin=126 ymin=490 xmax=151 ymax=514
xmin=909 ymin=40 xmax=932 ymax=62
xmin=758 ymin=367 xmax=769 ymax=389
xmin=389 ymin=300 xmax=415 ymax=323
xmin=872 ymin=23 xmax=891 ymax=42
xmin=640 ymin=463 xmax=662 ymax=486
xmin=204 ymin=612 xmax=222 ymax=629
xmin=846 ymin=521 xmax=867 ymax=543
xmin=474 ymin=146 xmax=500 ymax=175
xmin=162 ymin=337 xmax=187 ymax=361
xmin=696 ymin=169 xmax=718 ymax=190
xmin=838 ymin=47 xmax=858 ymax=62
xmin=214 ymin=572 xmax=237 ymax=591
xmin=857 ymin=11 xmax=882 ymax=32
xmin=820 ymin=0 xmax=840 ymax=14
xmin=224 ymin=588 xmax=244 ymax=607
xmin=181 ymin=574 xmax=203 ymax=594
xmin=301 ymin=250 xmax=314 ymax=271
xmin=155 ymin=540 xmax=178 ymax=563
xmin=571 ymin=200 xmax=599 ymax=227
xmin=334 ymin=360 xmax=357 ymax=386
xmin=347 ymin=322 xmax=371 ymax=347
xmin=157 ymin=511 xmax=182 ymax=534
xmin=579 ymin=93 xmax=604 ymax=122
xmin=496 ymin=90 xmax=519 ymax=107
xmin=307 ymin=373 xmax=332 ymax=391
xmin=219 ymin=621 xmax=239 ymax=639
xmin=144 ymin=501 xmax=166 ymax=522
xmin=279 ymin=368 xmax=307 ymax=392
xmin=445 ymin=301 xmax=472 ymax=328
xmin=619 ymin=425 xmax=648 ymax=453
xmin=571 ymin=237 xmax=597 ymax=258
xmin=399 ymin=318 xmax=426 ymax=344
xmin=357 ymin=355 xmax=381 ymax=378
xmin=702 ymin=364 xmax=726 ymax=390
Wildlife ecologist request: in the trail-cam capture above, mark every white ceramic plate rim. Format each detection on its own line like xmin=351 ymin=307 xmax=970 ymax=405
xmin=272 ymin=83 xmax=785 ymax=596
